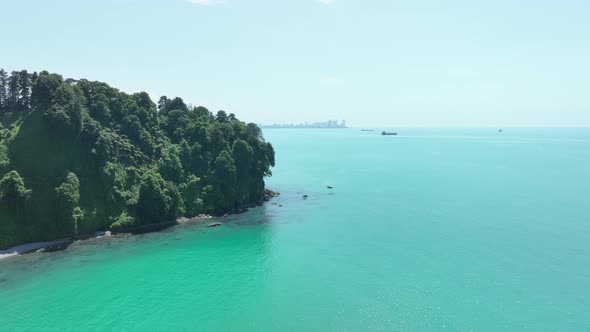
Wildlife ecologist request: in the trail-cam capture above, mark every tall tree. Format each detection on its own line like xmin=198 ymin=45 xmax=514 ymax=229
xmin=167 ymin=97 xmax=188 ymax=112
xmin=8 ymin=71 xmax=20 ymax=112
xmin=157 ymin=96 xmax=169 ymax=112
xmin=232 ymin=139 xmax=253 ymax=202
xmin=18 ymin=70 xmax=31 ymax=112
xmin=208 ymin=149 xmax=237 ymax=210
xmin=31 ymin=71 xmax=63 ymax=108
xmin=54 ymin=172 xmax=81 ymax=235
xmin=216 ymin=110 xmax=228 ymax=123
xmin=0 ymin=69 xmax=7 ymax=112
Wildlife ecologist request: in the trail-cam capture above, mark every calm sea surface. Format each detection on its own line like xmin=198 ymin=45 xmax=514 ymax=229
xmin=1 ymin=128 xmax=589 ymax=331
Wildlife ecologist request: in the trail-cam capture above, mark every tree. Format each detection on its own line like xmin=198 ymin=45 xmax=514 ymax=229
xmin=157 ymin=96 xmax=169 ymax=112
xmin=179 ymin=139 xmax=192 ymax=168
xmin=189 ymin=142 xmax=207 ymax=176
xmin=0 ymin=171 xmax=31 ymax=203
xmin=194 ymin=126 xmax=210 ymax=147
xmin=246 ymin=123 xmax=263 ymax=140
xmin=265 ymin=142 xmax=276 ymax=170
xmin=55 ymin=172 xmax=80 ymax=209
xmin=32 ymin=71 xmax=63 ymax=108
xmin=182 ymin=175 xmax=203 ymax=216
xmin=133 ymin=91 xmax=155 ymax=115
xmin=137 ymin=171 xmax=170 ymax=224
xmin=0 ymin=171 xmax=31 ymax=221
xmin=158 ymin=146 xmax=184 ymax=183
xmin=164 ymin=181 xmax=183 ymax=219
xmin=167 ymin=97 xmax=188 ymax=112
xmin=0 ymin=69 xmax=7 ymax=112
xmin=212 ymin=150 xmax=236 ymax=186
xmin=43 ymin=83 xmax=84 ymax=135
xmin=209 ymin=127 xmax=229 ymax=157
xmin=194 ymin=106 xmax=209 ymax=119
xmin=122 ymin=114 xmax=142 ymax=142
xmin=216 ymin=110 xmax=228 ymax=123
xmin=18 ymin=70 xmax=31 ymax=112
xmin=232 ymin=139 xmax=253 ymax=202
xmin=7 ymin=72 xmax=19 ymax=111
xmin=138 ymin=129 xmax=155 ymax=156
xmin=89 ymin=100 xmax=110 ymax=124
xmin=203 ymin=150 xmax=237 ymax=212
xmin=55 ymin=172 xmax=81 ymax=234
xmin=232 ymin=140 xmax=253 ymax=176
xmin=164 ymin=109 xmax=190 ymax=140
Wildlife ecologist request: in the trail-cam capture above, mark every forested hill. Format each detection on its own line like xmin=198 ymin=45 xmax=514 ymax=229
xmin=0 ymin=69 xmax=275 ymax=249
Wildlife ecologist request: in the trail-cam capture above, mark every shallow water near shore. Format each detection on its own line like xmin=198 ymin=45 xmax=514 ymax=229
xmin=1 ymin=128 xmax=590 ymax=331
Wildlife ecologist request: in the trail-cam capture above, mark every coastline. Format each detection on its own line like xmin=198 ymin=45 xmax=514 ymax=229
xmin=0 ymin=215 xmax=212 ymax=262
xmin=0 ymin=189 xmax=280 ymax=262
xmin=0 ymin=240 xmax=72 ymax=261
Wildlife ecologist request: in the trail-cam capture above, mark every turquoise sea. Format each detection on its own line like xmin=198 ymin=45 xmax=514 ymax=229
xmin=1 ymin=128 xmax=589 ymax=331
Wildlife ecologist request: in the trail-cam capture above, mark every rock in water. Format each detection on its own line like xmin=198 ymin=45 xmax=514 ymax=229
xmin=264 ymin=188 xmax=281 ymax=201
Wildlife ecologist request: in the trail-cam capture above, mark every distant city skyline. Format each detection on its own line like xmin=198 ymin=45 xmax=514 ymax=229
xmin=261 ymin=120 xmax=346 ymax=129
xmin=1 ymin=1 xmax=590 ymax=127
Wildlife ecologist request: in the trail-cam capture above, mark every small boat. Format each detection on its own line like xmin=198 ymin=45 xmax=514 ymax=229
xmin=327 ymin=186 xmax=333 ymax=189
xmin=381 ymin=131 xmax=397 ymax=136
xmin=498 ymin=129 xmax=503 ymax=133
xmin=207 ymin=222 xmax=222 ymax=228
xmin=361 ymin=129 xmax=374 ymax=132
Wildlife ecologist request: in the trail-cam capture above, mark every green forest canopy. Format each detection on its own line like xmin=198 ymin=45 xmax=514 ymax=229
xmin=0 ymin=69 xmax=275 ymax=249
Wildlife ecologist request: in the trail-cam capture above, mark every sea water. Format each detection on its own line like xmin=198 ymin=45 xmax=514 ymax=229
xmin=1 ymin=128 xmax=589 ymax=331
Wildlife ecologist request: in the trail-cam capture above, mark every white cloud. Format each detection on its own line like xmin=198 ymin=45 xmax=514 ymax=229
xmin=187 ymin=0 xmax=226 ymax=5
xmin=318 ymin=0 xmax=334 ymax=5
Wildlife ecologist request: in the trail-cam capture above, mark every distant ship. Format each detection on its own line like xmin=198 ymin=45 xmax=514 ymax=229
xmin=361 ymin=129 xmax=374 ymax=131
xmin=381 ymin=131 xmax=398 ymax=136
xmin=499 ymin=129 xmax=503 ymax=133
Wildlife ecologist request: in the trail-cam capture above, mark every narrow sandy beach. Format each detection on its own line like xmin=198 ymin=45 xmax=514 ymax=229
xmin=0 ymin=240 xmax=70 ymax=261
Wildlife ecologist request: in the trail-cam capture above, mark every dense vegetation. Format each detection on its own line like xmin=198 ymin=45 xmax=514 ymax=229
xmin=0 ymin=69 xmax=275 ymax=249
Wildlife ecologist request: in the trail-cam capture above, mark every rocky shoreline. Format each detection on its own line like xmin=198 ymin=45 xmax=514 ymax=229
xmin=0 ymin=215 xmax=214 ymax=261
xmin=0 ymin=189 xmax=280 ymax=261
xmin=0 ymin=239 xmax=73 ymax=261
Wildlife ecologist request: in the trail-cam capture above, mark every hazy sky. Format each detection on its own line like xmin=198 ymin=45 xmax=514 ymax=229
xmin=2 ymin=0 xmax=589 ymax=127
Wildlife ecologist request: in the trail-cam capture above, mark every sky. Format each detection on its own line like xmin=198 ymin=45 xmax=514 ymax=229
xmin=1 ymin=0 xmax=589 ymax=127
